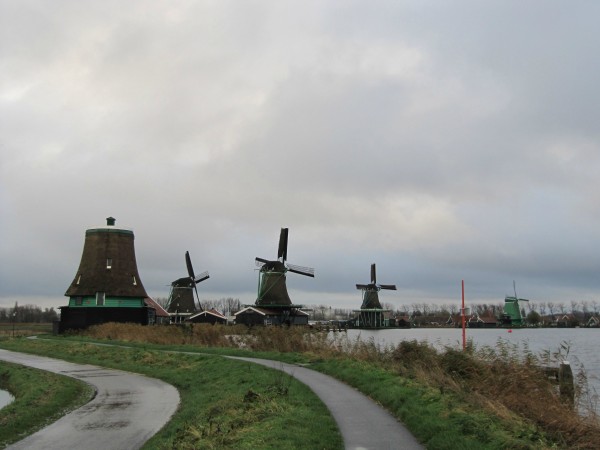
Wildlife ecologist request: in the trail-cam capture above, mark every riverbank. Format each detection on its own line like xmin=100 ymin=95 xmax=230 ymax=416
xmin=3 ymin=324 xmax=600 ymax=448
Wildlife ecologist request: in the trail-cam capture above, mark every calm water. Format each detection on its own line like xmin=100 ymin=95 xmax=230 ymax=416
xmin=342 ymin=327 xmax=600 ymax=410
xmin=0 ymin=389 xmax=14 ymax=409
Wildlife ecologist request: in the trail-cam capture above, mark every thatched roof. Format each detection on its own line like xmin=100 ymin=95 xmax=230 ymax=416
xmin=65 ymin=220 xmax=148 ymax=298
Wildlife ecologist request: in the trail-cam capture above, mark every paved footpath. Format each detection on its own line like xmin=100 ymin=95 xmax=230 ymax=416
xmin=2 ymin=344 xmax=424 ymax=450
xmin=0 ymin=349 xmax=180 ymax=450
xmin=230 ymin=356 xmax=424 ymax=450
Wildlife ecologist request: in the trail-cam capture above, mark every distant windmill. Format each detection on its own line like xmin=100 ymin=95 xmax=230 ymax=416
xmin=166 ymin=251 xmax=209 ymax=316
xmin=501 ymin=281 xmax=529 ymax=327
xmin=255 ymin=228 xmax=314 ymax=306
xmin=353 ymin=263 xmax=397 ymax=328
xmin=356 ymin=263 xmax=397 ymax=309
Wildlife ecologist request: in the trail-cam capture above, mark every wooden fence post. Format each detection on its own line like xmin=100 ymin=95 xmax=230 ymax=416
xmin=559 ymin=361 xmax=574 ymax=406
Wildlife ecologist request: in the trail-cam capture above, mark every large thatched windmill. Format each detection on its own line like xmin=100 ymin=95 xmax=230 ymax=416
xmin=60 ymin=217 xmax=156 ymax=332
xmin=235 ymin=228 xmax=314 ymax=326
xmin=166 ymin=251 xmax=209 ymax=323
xmin=352 ymin=263 xmax=396 ymax=328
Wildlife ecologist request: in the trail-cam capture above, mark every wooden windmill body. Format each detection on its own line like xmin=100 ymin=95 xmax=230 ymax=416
xmin=166 ymin=251 xmax=209 ymax=323
xmin=59 ymin=217 xmax=157 ymax=332
xmin=353 ymin=264 xmax=396 ymax=328
xmin=235 ymin=228 xmax=313 ymax=326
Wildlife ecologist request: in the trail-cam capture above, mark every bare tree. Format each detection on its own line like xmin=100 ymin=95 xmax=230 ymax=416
xmin=223 ymin=297 xmax=241 ymax=315
xmin=581 ymin=300 xmax=590 ymax=318
xmin=538 ymin=301 xmax=547 ymax=317
xmin=154 ymin=297 xmax=169 ymax=308
xmin=570 ymin=300 xmax=579 ymax=315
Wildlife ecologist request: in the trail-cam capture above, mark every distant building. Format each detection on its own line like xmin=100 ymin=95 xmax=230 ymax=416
xmin=59 ymin=217 xmax=157 ymax=332
xmin=235 ymin=306 xmax=309 ymax=326
xmin=188 ymin=309 xmax=227 ymax=325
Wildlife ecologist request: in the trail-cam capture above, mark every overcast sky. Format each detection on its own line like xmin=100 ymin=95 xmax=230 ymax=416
xmin=2 ymin=1 xmax=600 ymax=311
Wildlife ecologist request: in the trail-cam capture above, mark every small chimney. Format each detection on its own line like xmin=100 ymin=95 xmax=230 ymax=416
xmin=106 ymin=217 xmax=116 ymax=226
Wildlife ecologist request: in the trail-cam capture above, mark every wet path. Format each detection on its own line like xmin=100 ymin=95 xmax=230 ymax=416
xmin=0 ymin=349 xmax=179 ymax=450
xmin=230 ymin=356 xmax=424 ymax=450
xmin=2 ymin=342 xmax=423 ymax=450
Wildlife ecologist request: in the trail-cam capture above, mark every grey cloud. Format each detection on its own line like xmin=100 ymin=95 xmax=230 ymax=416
xmin=2 ymin=1 xmax=600 ymax=310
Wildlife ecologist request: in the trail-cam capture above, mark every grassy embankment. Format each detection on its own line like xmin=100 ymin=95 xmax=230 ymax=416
xmin=0 ymin=335 xmax=342 ymax=450
xmin=0 ymin=359 xmax=93 ymax=447
xmin=3 ymin=323 xmax=600 ymax=449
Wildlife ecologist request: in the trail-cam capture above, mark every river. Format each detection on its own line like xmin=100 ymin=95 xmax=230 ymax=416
xmin=0 ymin=388 xmax=14 ymax=409
xmin=341 ymin=327 xmax=600 ymax=412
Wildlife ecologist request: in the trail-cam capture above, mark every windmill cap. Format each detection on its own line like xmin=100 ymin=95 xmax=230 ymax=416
xmin=86 ymin=217 xmax=133 ymax=235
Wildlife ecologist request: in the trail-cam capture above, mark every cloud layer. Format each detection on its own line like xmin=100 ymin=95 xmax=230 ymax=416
xmin=2 ymin=1 xmax=600 ymax=309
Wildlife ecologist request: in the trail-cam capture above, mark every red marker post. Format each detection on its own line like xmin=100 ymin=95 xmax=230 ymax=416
xmin=461 ymin=280 xmax=466 ymax=350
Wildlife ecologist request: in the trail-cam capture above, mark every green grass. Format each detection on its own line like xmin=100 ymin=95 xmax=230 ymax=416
xmin=309 ymin=358 xmax=549 ymax=450
xmin=3 ymin=328 xmax=598 ymax=449
xmin=0 ymin=338 xmax=342 ymax=450
xmin=0 ymin=359 xmax=93 ymax=447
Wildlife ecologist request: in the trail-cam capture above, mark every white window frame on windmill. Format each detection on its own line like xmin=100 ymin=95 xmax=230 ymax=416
xmin=106 ymin=258 xmax=112 ymax=269
xmin=96 ymin=292 xmax=105 ymax=306
xmin=132 ymin=275 xmax=137 ymax=286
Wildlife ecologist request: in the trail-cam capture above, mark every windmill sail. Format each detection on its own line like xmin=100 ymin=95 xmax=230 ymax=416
xmin=167 ymin=252 xmax=209 ymax=314
xmin=355 ymin=263 xmax=397 ymax=309
xmin=255 ymin=228 xmax=314 ymax=306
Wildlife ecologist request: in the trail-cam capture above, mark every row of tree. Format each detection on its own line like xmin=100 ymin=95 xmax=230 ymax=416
xmin=0 ymin=303 xmax=59 ymax=323
xmin=306 ymin=300 xmax=600 ymax=322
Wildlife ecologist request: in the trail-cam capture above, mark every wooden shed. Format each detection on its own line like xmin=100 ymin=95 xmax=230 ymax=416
xmin=235 ymin=306 xmax=309 ymax=326
xmin=187 ymin=309 xmax=227 ymax=325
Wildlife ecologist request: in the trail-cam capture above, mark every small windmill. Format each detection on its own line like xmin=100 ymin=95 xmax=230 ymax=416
xmin=255 ymin=228 xmax=314 ymax=307
xmin=354 ymin=263 xmax=396 ymax=328
xmin=166 ymin=251 xmax=209 ymax=316
xmin=501 ymin=281 xmax=529 ymax=327
xmin=356 ymin=263 xmax=397 ymax=309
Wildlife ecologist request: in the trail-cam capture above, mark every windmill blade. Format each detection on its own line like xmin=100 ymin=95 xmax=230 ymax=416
xmin=379 ymin=284 xmax=397 ymax=290
xmin=194 ymin=271 xmax=209 ymax=284
xmin=370 ymin=263 xmax=376 ymax=284
xmin=185 ymin=251 xmax=195 ymax=279
xmin=193 ymin=283 xmax=201 ymax=310
xmin=287 ymin=263 xmax=315 ymax=277
xmin=356 ymin=284 xmax=369 ymax=290
xmin=277 ymin=228 xmax=289 ymax=262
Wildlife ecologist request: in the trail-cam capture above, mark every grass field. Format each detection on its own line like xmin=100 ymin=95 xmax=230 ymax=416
xmin=2 ymin=323 xmax=600 ymax=449
xmin=0 ymin=337 xmax=343 ymax=449
xmin=0 ymin=323 xmax=53 ymax=337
